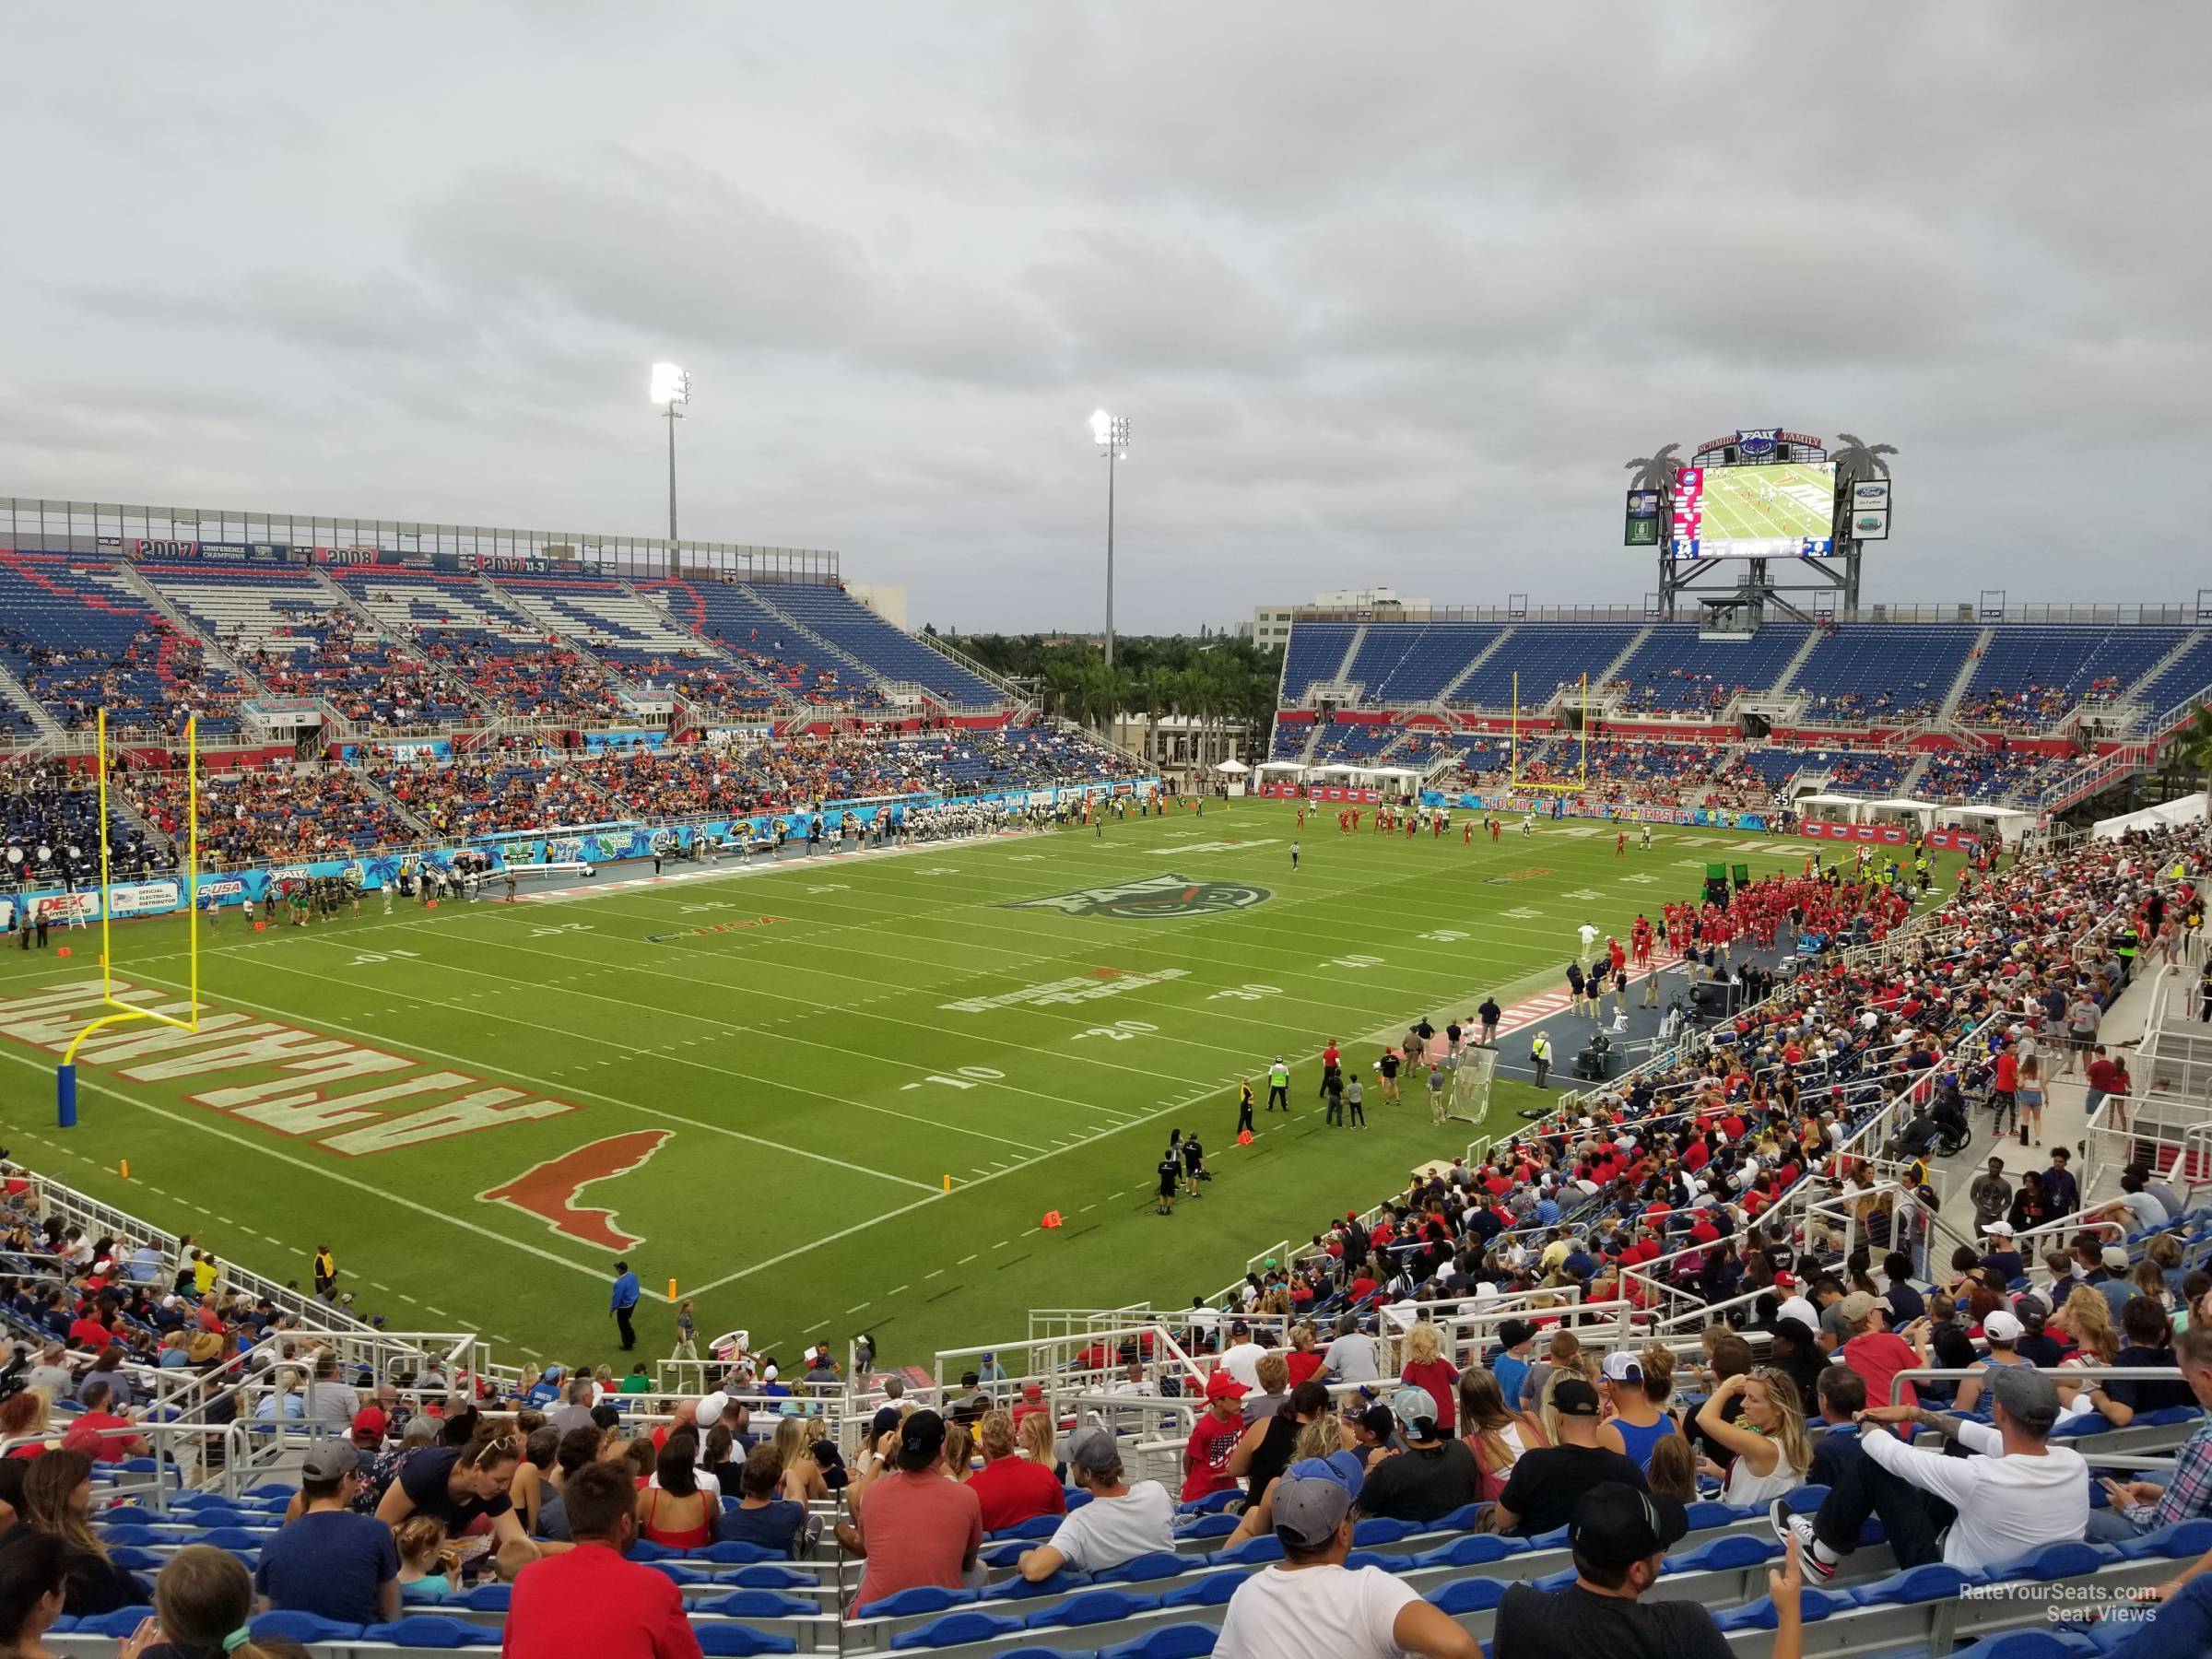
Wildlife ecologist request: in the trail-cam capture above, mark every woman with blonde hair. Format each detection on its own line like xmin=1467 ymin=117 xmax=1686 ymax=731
xmin=2055 ymin=1284 xmax=2121 ymax=1365
xmin=1015 ymin=1410 xmax=1061 ymax=1480
xmin=122 ymin=1545 xmax=275 ymax=1659
xmin=769 ymin=1415 xmax=828 ymax=1502
xmin=1694 ymin=1368 xmax=1811 ymax=1507
xmin=1398 ymin=1322 xmax=1459 ymax=1434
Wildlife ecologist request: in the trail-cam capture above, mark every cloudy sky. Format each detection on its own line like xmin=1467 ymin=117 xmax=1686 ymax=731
xmin=3 ymin=5 xmax=2204 ymax=632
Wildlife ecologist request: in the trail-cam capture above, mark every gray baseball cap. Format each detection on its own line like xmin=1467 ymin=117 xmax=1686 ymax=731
xmin=1060 ymin=1426 xmax=1120 ymax=1474
xmin=300 ymin=1440 xmax=360 ymax=1481
xmin=1271 ymin=1473 xmax=1354 ymax=1549
xmin=1991 ymin=1364 xmax=2060 ymax=1435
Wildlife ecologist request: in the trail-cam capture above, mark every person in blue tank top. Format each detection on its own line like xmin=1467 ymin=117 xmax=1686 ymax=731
xmin=1594 ymin=1349 xmax=1680 ymax=1472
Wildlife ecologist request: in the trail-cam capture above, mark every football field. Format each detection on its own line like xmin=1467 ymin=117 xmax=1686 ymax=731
xmin=0 ymin=804 xmax=1840 ymax=1371
xmin=1694 ymin=462 xmax=1836 ymax=542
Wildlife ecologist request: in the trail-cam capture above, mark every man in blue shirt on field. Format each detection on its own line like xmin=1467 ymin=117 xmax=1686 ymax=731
xmin=610 ymin=1261 xmax=641 ymax=1352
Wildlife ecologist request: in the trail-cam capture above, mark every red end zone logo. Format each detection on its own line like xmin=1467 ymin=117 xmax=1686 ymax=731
xmin=479 ymin=1130 xmax=670 ymax=1251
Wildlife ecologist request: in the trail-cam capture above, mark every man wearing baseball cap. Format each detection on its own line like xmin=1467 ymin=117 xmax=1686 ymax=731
xmin=1180 ymin=1371 xmax=1250 ymax=1504
xmin=1017 ymin=1427 xmax=1173 ymax=1580
xmin=253 ymin=1440 xmax=401 ymax=1628
xmin=1774 ymin=1363 xmax=2086 ymax=1579
xmin=1977 ymin=1220 xmax=2024 ymax=1286
xmin=843 ymin=1409 xmax=983 ymax=1611
xmin=1497 ymin=1483 xmax=1803 ymax=1659
xmin=1214 ymin=1472 xmax=1480 ymax=1659
xmin=1492 ymin=1377 xmax=1647 ymax=1538
xmin=1834 ymin=1290 xmax=1926 ymax=1415
xmin=1356 ymin=1388 xmax=1478 ymax=1523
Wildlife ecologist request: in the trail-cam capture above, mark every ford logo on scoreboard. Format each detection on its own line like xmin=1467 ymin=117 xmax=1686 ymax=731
xmin=1851 ymin=480 xmax=1891 ymax=508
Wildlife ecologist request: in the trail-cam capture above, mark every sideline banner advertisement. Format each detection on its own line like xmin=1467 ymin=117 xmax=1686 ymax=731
xmin=1 ymin=774 xmax=1162 ymax=922
xmin=1800 ymin=819 xmax=1978 ymax=851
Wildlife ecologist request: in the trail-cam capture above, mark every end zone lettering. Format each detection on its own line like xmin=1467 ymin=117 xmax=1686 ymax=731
xmin=0 ymin=978 xmax=579 ymax=1157
xmin=1006 ymin=872 xmax=1270 ymax=920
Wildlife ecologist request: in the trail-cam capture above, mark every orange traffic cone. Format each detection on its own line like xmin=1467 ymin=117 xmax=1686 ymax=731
xmin=1237 ymin=1129 xmax=1253 ymax=1146
xmin=55 ymin=947 xmax=71 ymax=959
xmin=1041 ymin=1210 xmax=1064 ymax=1230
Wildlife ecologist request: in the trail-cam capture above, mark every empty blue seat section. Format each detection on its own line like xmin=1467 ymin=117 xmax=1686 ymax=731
xmin=2136 ymin=631 xmax=2212 ymax=712
xmin=741 ymin=582 xmax=1003 ymax=705
xmin=1279 ymin=623 xmax=1359 ymax=700
xmin=641 ymin=580 xmax=885 ymax=710
xmin=1956 ymin=626 xmax=2194 ymax=725
xmin=1788 ymin=625 xmax=1979 ymax=721
xmin=1611 ymin=623 xmax=1809 ymax=712
xmin=1453 ymin=624 xmax=1646 ymax=709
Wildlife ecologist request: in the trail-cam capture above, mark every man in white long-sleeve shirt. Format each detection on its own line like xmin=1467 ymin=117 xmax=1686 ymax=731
xmin=1774 ymin=1364 xmax=2086 ymax=1579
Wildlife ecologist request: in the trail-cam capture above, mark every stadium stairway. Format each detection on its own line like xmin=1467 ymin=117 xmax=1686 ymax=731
xmin=304 ymin=567 xmax=497 ymax=723
xmin=0 ymin=653 xmax=67 ymax=740
xmin=1431 ymin=627 xmax=1512 ymax=707
xmin=1765 ymin=625 xmax=1828 ymax=697
xmin=631 ymin=576 xmax=863 ymax=698
xmin=1327 ymin=624 xmax=1366 ymax=689
xmin=1937 ymin=628 xmax=1996 ymax=720
xmin=110 ymin=562 xmax=268 ymax=700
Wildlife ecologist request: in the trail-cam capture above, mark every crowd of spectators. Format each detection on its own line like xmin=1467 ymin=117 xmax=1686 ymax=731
xmin=229 ymin=609 xmax=470 ymax=732
xmin=4 ymin=622 xmax=245 ymax=739
xmin=0 ymin=759 xmax=171 ymax=889
xmin=121 ymin=759 xmax=411 ymax=865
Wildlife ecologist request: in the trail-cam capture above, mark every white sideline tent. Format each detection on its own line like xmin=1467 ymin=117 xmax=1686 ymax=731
xmin=1865 ymin=796 xmax=1938 ymax=830
xmin=1797 ymin=792 xmax=1866 ymax=821
xmin=1946 ymin=805 xmax=2037 ymax=844
xmin=2092 ymin=793 xmax=2208 ymax=841
xmin=1214 ymin=758 xmax=1250 ymax=796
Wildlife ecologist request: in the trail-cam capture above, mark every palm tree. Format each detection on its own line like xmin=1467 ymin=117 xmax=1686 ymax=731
xmin=2157 ymin=700 xmax=2212 ymax=803
xmin=1830 ymin=433 xmax=1899 ymax=487
xmin=1624 ymin=443 xmax=1685 ymax=493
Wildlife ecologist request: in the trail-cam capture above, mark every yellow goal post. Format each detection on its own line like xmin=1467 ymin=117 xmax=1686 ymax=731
xmin=56 ymin=710 xmax=199 ymax=1126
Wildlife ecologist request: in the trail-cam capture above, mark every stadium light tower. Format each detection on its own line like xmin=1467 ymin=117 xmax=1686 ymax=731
xmin=651 ymin=362 xmax=690 ymax=548
xmin=1089 ymin=409 xmax=1130 ymax=667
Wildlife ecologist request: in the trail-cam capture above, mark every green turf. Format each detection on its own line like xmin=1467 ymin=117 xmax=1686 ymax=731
xmin=0 ymin=804 xmax=1848 ymax=1371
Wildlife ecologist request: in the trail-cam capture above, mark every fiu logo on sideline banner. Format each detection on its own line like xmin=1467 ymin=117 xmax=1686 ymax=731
xmin=1007 ymin=872 xmax=1271 ymax=920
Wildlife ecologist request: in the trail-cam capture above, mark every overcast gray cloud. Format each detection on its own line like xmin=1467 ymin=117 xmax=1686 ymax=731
xmin=2 ymin=2 xmax=2206 ymax=631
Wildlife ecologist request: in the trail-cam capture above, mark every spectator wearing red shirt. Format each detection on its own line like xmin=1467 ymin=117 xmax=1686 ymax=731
xmin=505 ymin=1461 xmax=699 ymax=1658
xmin=1011 ymin=1382 xmax=1049 ymax=1432
xmin=1399 ymin=1322 xmax=1461 ymax=1434
xmin=65 ymin=1313 xmax=112 ymax=1352
xmin=1180 ymin=1372 xmax=1249 ymax=1503
xmin=1836 ymin=1293 xmax=1924 ymax=1413
xmin=841 ymin=1410 xmax=983 ymax=1612
xmin=964 ymin=1411 xmax=1066 ymax=1534
xmin=60 ymin=1380 xmax=140 ymax=1465
xmin=1285 ymin=1326 xmax=1326 ymax=1389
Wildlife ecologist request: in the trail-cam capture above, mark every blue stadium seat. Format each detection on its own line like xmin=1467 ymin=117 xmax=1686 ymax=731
xmin=1098 ymin=1624 xmax=1222 ymax=1659
xmin=1175 ymin=1514 xmax=1239 ymax=1541
xmin=252 ymin=1610 xmax=369 ymax=1643
xmin=1092 ymin=1551 xmax=1193 ymax=1584
xmin=1849 ymin=1562 xmax=1973 ymax=1605
xmin=856 ymin=1585 xmax=977 ymax=1618
xmin=1408 ymin=1535 xmax=1525 ymax=1570
xmin=1981 ymin=1541 xmax=2110 ymax=1583
xmin=1713 ymin=1586 xmax=1847 ymax=1630
xmin=2114 ymin=1517 xmax=2212 ymax=1560
xmin=698 ymin=1589 xmax=819 ymax=1619
xmin=362 ymin=1614 xmax=504 ymax=1647
xmin=1159 ymin=1572 xmax=1241 ymax=1609
xmin=889 ymin=1609 xmax=1026 ymax=1649
xmin=1664 ymin=1534 xmax=1780 ymax=1572
xmin=456 ymin=1584 xmax=512 ymax=1612
xmin=982 ymin=1570 xmax=1090 ymax=1603
xmin=1206 ymin=1536 xmax=1283 ymax=1565
xmin=1426 ymin=1578 xmax=1509 ymax=1615
xmin=1024 ymin=1588 xmax=1159 ymax=1629
xmin=685 ymin=1540 xmax=777 ymax=1563
xmin=691 ymin=1627 xmax=800 ymax=1657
